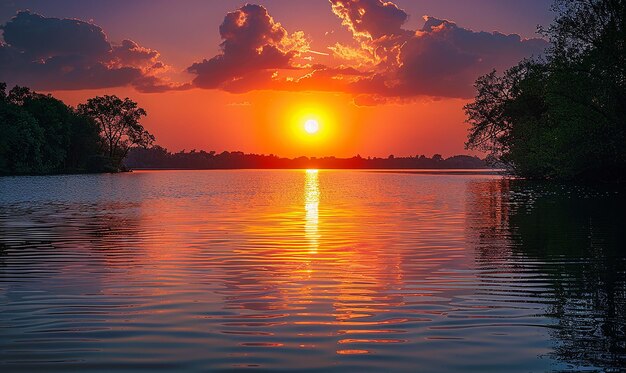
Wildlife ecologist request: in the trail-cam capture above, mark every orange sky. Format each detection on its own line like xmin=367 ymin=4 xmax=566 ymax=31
xmin=0 ymin=0 xmax=553 ymax=158
xmin=51 ymin=88 xmax=470 ymax=158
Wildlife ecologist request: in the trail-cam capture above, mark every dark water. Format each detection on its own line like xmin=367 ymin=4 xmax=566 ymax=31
xmin=0 ymin=170 xmax=624 ymax=372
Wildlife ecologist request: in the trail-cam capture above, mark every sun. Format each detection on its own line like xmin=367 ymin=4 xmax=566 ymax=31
xmin=304 ymin=119 xmax=320 ymax=134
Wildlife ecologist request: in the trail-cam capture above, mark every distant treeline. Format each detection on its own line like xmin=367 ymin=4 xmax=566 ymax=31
xmin=125 ymin=146 xmax=487 ymax=170
xmin=0 ymin=83 xmax=153 ymax=176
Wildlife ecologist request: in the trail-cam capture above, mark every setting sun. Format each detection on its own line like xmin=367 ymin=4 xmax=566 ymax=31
xmin=304 ymin=119 xmax=319 ymax=134
xmin=3 ymin=1 xmax=618 ymax=372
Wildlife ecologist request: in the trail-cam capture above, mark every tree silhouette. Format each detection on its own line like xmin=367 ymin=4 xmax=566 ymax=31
xmin=0 ymin=84 xmax=102 ymax=174
xmin=78 ymin=95 xmax=154 ymax=168
xmin=465 ymin=0 xmax=626 ymax=180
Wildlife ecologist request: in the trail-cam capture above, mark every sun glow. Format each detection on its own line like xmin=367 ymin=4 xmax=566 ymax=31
xmin=278 ymin=100 xmax=351 ymax=154
xmin=304 ymin=119 xmax=320 ymax=134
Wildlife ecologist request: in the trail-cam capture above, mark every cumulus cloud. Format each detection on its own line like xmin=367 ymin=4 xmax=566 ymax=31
xmin=388 ymin=16 xmax=548 ymax=97
xmin=325 ymin=0 xmax=548 ymax=100
xmin=111 ymin=39 xmax=162 ymax=70
xmin=0 ymin=11 xmax=186 ymax=92
xmin=0 ymin=3 xmax=548 ymax=101
xmin=329 ymin=0 xmax=410 ymax=39
xmin=187 ymin=4 xmax=310 ymax=91
xmin=185 ymin=1 xmax=547 ymax=102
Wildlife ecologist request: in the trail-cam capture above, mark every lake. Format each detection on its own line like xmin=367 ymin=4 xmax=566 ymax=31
xmin=0 ymin=170 xmax=624 ymax=372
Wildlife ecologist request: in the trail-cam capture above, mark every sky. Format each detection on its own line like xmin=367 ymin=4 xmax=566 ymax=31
xmin=0 ymin=0 xmax=554 ymax=158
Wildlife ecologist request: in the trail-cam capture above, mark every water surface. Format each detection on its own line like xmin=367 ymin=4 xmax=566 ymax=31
xmin=0 ymin=170 xmax=624 ymax=372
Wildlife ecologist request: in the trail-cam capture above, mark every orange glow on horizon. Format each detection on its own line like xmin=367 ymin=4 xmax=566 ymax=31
xmin=49 ymin=88 xmax=478 ymax=159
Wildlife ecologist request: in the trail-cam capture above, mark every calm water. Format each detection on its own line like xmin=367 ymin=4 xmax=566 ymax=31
xmin=0 ymin=170 xmax=624 ymax=372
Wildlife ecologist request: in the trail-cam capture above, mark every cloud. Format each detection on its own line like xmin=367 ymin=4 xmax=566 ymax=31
xmin=187 ymin=4 xmax=310 ymax=90
xmin=329 ymin=0 xmax=410 ymax=39
xmin=185 ymin=1 xmax=547 ymax=103
xmin=0 ymin=11 xmax=110 ymax=60
xmin=0 ymin=3 xmax=547 ymax=102
xmin=387 ymin=16 xmax=548 ymax=97
xmin=0 ymin=11 xmax=186 ymax=92
xmin=306 ymin=1 xmax=547 ymax=101
xmin=328 ymin=42 xmax=378 ymax=66
xmin=324 ymin=1 xmax=549 ymax=101
xmin=111 ymin=39 xmax=161 ymax=71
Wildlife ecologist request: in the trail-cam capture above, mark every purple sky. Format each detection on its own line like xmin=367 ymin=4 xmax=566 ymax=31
xmin=0 ymin=1 xmax=555 ymax=157
xmin=0 ymin=0 xmax=553 ymax=72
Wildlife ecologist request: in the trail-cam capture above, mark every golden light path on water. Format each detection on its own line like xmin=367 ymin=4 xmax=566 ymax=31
xmin=305 ymin=170 xmax=320 ymax=253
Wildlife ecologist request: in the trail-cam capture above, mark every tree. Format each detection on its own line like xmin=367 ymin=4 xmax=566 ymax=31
xmin=77 ymin=95 xmax=155 ymax=168
xmin=466 ymin=62 xmax=554 ymax=177
xmin=66 ymin=113 xmax=102 ymax=171
xmin=0 ymin=85 xmax=44 ymax=174
xmin=17 ymin=88 xmax=72 ymax=172
xmin=0 ymin=83 xmax=111 ymax=175
xmin=465 ymin=0 xmax=626 ymax=180
xmin=0 ymin=84 xmax=152 ymax=175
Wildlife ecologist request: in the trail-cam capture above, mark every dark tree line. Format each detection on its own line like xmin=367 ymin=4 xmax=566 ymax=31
xmin=0 ymin=83 xmax=154 ymax=175
xmin=465 ymin=0 xmax=626 ymax=180
xmin=125 ymin=146 xmax=487 ymax=170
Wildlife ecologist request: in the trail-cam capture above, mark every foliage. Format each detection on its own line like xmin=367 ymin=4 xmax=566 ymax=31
xmin=77 ymin=96 xmax=154 ymax=169
xmin=0 ymin=96 xmax=44 ymax=174
xmin=18 ymin=88 xmax=73 ymax=172
xmin=465 ymin=0 xmax=626 ymax=180
xmin=67 ymin=114 xmax=103 ymax=172
xmin=0 ymin=84 xmax=152 ymax=175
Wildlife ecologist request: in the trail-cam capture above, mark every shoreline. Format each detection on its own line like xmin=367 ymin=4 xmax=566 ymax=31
xmin=0 ymin=168 xmax=504 ymax=178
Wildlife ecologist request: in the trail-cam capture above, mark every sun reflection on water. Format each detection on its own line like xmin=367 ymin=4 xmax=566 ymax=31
xmin=304 ymin=169 xmax=320 ymax=254
xmin=3 ymin=171 xmax=604 ymax=371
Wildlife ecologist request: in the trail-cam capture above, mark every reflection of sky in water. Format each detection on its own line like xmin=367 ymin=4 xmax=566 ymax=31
xmin=0 ymin=170 xmax=624 ymax=372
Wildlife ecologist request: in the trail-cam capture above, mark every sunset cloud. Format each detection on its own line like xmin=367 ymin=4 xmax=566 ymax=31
xmin=329 ymin=0 xmax=410 ymax=39
xmin=392 ymin=16 xmax=547 ymax=97
xmin=0 ymin=3 xmax=548 ymax=102
xmin=185 ymin=1 xmax=547 ymax=103
xmin=326 ymin=0 xmax=548 ymax=100
xmin=187 ymin=4 xmax=310 ymax=91
xmin=0 ymin=11 xmax=185 ymax=92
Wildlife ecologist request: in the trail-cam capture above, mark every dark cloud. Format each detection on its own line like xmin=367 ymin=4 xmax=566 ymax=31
xmin=388 ymin=17 xmax=548 ymax=97
xmin=187 ymin=4 xmax=378 ymax=95
xmin=187 ymin=4 xmax=309 ymax=90
xmin=1 ymin=11 xmax=110 ymax=60
xmin=325 ymin=0 xmax=548 ymax=101
xmin=186 ymin=1 xmax=547 ymax=102
xmin=111 ymin=39 xmax=161 ymax=70
xmin=0 ymin=11 xmax=185 ymax=92
xmin=329 ymin=0 xmax=410 ymax=39
xmin=0 ymin=3 xmax=547 ymax=101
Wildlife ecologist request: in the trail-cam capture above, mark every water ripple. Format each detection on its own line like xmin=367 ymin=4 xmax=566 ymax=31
xmin=1 ymin=170 xmax=624 ymax=372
